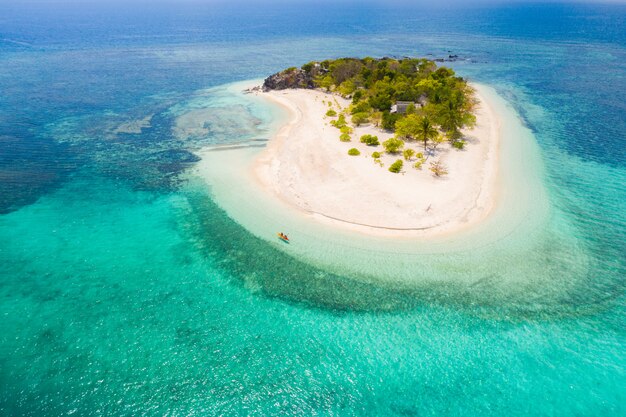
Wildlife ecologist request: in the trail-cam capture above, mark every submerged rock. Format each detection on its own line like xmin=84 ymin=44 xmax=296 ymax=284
xmin=153 ymin=149 xmax=201 ymax=164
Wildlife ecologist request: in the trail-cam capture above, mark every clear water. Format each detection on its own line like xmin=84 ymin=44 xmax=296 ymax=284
xmin=0 ymin=2 xmax=625 ymax=415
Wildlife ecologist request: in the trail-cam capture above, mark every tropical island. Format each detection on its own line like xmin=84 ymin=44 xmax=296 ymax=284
xmin=232 ymin=57 xmax=500 ymax=235
xmin=197 ymin=57 xmax=502 ymax=237
xmin=261 ymin=57 xmax=478 ymax=177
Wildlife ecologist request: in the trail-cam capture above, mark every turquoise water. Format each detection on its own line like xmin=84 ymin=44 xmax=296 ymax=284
xmin=1 ymin=2 xmax=625 ymax=415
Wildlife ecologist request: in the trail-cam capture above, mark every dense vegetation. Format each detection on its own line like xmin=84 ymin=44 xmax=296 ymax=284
xmin=295 ymin=57 xmax=476 ymax=145
xmin=264 ymin=57 xmax=478 ymax=176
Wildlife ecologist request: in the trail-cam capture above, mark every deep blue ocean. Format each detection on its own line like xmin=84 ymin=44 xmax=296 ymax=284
xmin=0 ymin=1 xmax=625 ymax=415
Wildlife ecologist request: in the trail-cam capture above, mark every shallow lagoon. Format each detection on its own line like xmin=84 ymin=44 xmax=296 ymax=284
xmin=195 ymin=82 xmax=589 ymax=311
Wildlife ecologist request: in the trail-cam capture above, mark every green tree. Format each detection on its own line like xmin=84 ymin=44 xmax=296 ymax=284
xmin=369 ymin=95 xmax=392 ymax=111
xmin=352 ymin=112 xmax=370 ymax=126
xmin=394 ymin=114 xmax=421 ymax=141
xmin=389 ymin=159 xmax=404 ymax=173
xmin=316 ymin=74 xmax=335 ymax=90
xmin=325 ymin=109 xmax=337 ymax=117
xmin=383 ymin=137 xmax=404 ymax=153
xmin=403 ymin=149 xmax=415 ymax=161
xmin=330 ymin=114 xmax=347 ymax=129
xmin=437 ymin=100 xmax=463 ymax=139
xmin=452 ymin=139 xmax=466 ymax=150
xmin=370 ymin=111 xmax=383 ymax=127
xmin=435 ymin=89 xmax=476 ymax=141
xmin=351 ymin=101 xmax=371 ymax=115
xmin=339 ymin=79 xmax=357 ymax=96
xmin=330 ymin=59 xmax=363 ymax=84
xmin=360 ymin=134 xmax=379 ymax=146
xmin=301 ymin=62 xmax=315 ymax=73
xmin=381 ymin=111 xmax=401 ymax=130
xmin=398 ymin=58 xmax=419 ymax=75
xmin=348 ymin=148 xmax=360 ymax=156
xmin=415 ymin=116 xmax=439 ymax=150
xmin=416 ymin=78 xmax=442 ymax=99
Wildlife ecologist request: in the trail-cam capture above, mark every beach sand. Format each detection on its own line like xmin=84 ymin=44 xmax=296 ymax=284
xmin=251 ymin=85 xmax=499 ymax=237
xmin=192 ymin=81 xmax=551 ymax=282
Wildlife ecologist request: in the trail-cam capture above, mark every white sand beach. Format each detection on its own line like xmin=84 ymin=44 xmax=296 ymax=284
xmin=193 ymin=81 xmax=550 ymax=281
xmin=251 ymin=85 xmax=500 ymax=236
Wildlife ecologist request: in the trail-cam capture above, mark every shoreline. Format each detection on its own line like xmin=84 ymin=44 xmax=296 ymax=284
xmin=192 ymin=80 xmax=550 ymax=281
xmin=249 ymin=84 xmax=500 ymax=237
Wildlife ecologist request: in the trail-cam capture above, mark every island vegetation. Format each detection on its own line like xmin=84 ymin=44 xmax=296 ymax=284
xmin=389 ymin=159 xmax=404 ymax=173
xmin=360 ymin=134 xmax=379 ymax=146
xmin=263 ymin=57 xmax=477 ymax=175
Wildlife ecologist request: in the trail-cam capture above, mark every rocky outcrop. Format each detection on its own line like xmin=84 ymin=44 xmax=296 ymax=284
xmin=434 ymin=54 xmax=463 ymax=63
xmin=262 ymin=67 xmax=317 ymax=91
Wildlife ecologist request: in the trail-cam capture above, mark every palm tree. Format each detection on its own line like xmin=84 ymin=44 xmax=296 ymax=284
xmin=416 ymin=116 xmax=439 ymax=150
xmin=437 ymin=90 xmax=476 ymax=141
xmin=437 ymin=99 xmax=462 ymax=140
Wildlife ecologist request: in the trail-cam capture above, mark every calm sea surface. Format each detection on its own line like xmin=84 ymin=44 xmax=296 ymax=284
xmin=0 ymin=2 xmax=624 ymax=415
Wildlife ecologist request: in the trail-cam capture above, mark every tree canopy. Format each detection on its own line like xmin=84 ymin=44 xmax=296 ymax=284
xmin=296 ymin=57 xmax=476 ymax=139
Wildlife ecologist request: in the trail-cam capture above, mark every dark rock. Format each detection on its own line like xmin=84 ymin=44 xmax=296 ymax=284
xmin=243 ymin=86 xmax=261 ymax=94
xmin=262 ymin=68 xmax=316 ymax=91
xmin=434 ymin=55 xmax=462 ymax=62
